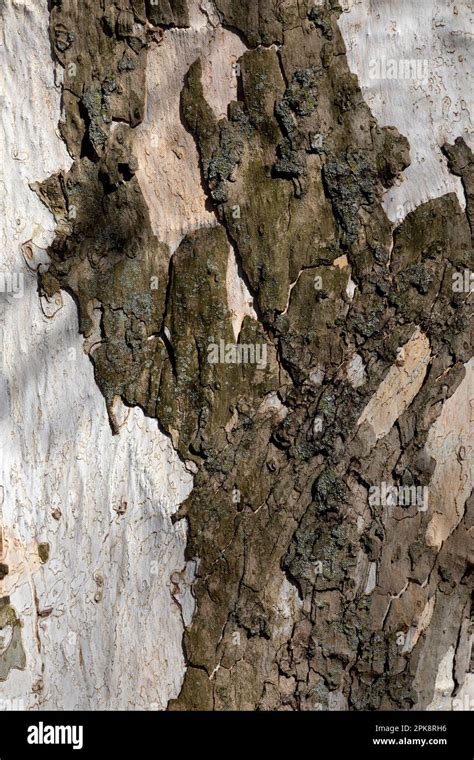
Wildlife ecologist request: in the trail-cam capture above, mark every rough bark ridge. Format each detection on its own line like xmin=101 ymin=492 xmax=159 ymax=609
xmin=33 ymin=0 xmax=473 ymax=710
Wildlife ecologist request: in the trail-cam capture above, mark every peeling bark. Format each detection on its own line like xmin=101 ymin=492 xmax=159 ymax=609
xmin=1 ymin=0 xmax=472 ymax=711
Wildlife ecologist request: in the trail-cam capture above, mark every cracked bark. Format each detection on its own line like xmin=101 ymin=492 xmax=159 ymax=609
xmin=4 ymin=0 xmax=472 ymax=710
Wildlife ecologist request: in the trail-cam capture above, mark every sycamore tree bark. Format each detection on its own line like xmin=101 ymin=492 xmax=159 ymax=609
xmin=0 ymin=0 xmax=472 ymax=711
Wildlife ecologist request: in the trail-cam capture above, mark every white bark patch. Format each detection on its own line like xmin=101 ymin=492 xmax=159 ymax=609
xmin=256 ymin=392 xmax=288 ymax=422
xmin=226 ymin=243 xmax=257 ymax=339
xmin=427 ymin=646 xmax=455 ymax=709
xmin=339 ymin=0 xmax=473 ymax=223
xmin=364 ymin=561 xmax=377 ymax=595
xmin=402 ymin=596 xmax=435 ymax=654
xmin=134 ymin=0 xmax=246 ymax=252
xmin=426 ymin=645 xmax=474 ymax=712
xmin=0 ymin=0 xmax=192 ymax=710
xmin=347 ymin=353 xmax=367 ymax=388
xmin=333 ymin=255 xmax=357 ymax=300
xmin=271 ymin=576 xmax=303 ymax=643
xmin=425 ymin=358 xmax=473 ymax=550
xmin=357 ymin=328 xmax=431 ymax=440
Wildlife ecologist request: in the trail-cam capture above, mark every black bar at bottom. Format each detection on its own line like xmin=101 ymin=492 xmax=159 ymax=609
xmin=0 ymin=710 xmax=471 ymax=757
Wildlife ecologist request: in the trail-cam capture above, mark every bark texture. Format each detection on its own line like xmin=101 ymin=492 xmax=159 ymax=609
xmin=0 ymin=0 xmax=193 ymax=710
xmin=1 ymin=0 xmax=473 ymax=711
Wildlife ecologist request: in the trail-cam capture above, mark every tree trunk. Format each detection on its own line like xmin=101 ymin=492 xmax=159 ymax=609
xmin=0 ymin=0 xmax=472 ymax=712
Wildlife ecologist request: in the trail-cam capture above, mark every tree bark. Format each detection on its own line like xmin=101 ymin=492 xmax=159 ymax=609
xmin=0 ymin=0 xmax=472 ymax=712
